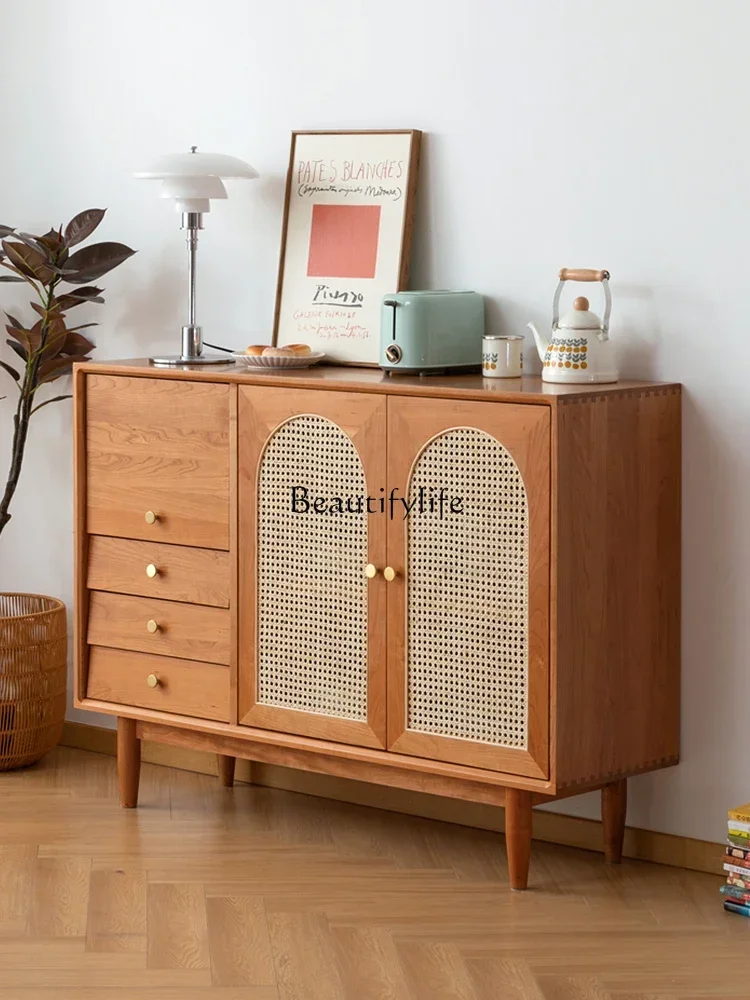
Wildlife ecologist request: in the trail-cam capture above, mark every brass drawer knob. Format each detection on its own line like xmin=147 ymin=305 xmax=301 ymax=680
xmin=146 ymin=619 xmax=159 ymax=633
xmin=144 ymin=510 xmax=158 ymax=525
xmin=365 ymin=563 xmax=379 ymax=579
xmin=383 ymin=566 xmax=397 ymax=582
xmin=146 ymin=673 xmax=160 ymax=688
xmin=145 ymin=563 xmax=158 ymax=579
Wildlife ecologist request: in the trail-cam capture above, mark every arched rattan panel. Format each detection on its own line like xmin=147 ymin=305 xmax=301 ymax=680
xmin=257 ymin=415 xmax=368 ymax=721
xmin=406 ymin=427 xmax=529 ymax=749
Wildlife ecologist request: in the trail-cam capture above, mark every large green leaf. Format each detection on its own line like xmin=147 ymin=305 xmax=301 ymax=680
xmin=62 ymin=241 xmax=135 ymax=284
xmin=0 ymin=275 xmax=25 ymax=283
xmin=63 ymin=209 xmax=105 ymax=248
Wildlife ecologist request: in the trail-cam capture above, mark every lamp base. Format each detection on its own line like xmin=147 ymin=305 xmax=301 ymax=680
xmin=149 ymin=353 xmax=233 ymax=367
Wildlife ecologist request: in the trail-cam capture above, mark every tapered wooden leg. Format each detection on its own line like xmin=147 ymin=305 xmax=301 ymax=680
xmin=602 ymin=778 xmax=627 ymax=864
xmin=117 ymin=717 xmax=141 ymax=808
xmin=217 ymin=754 xmax=236 ymax=787
xmin=505 ymin=788 xmax=533 ymax=890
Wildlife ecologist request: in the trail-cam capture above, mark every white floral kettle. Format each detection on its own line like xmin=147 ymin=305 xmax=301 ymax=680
xmin=528 ymin=268 xmax=618 ymax=384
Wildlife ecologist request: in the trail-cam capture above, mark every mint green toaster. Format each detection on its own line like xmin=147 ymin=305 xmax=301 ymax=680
xmin=379 ymin=290 xmax=485 ymax=374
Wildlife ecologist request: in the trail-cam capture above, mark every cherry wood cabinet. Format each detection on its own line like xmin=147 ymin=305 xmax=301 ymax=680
xmin=74 ymin=361 xmax=681 ymax=890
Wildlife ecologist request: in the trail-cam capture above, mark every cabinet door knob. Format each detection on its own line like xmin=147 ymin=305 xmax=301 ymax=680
xmin=146 ymin=673 xmax=160 ymax=688
xmin=145 ymin=510 xmax=158 ymax=525
xmin=145 ymin=563 xmax=158 ymax=579
xmin=383 ymin=566 xmax=397 ymax=582
xmin=146 ymin=619 xmax=159 ymax=633
xmin=365 ymin=563 xmax=379 ymax=579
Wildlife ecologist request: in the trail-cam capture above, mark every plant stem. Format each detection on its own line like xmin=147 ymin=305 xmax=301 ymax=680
xmin=0 ymin=392 xmax=29 ymax=536
xmin=0 ymin=279 xmax=57 ymax=537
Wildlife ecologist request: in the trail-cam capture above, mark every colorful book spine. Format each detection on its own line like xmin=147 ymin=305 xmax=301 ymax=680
xmin=728 ymin=832 xmax=750 ymax=848
xmin=727 ymin=819 xmax=750 ymax=836
xmin=724 ymin=900 xmax=750 ymax=917
xmin=723 ymin=853 xmax=750 ymax=871
xmin=723 ymin=863 xmax=750 ymax=878
xmin=728 ymin=803 xmax=750 ymax=824
xmin=725 ymin=844 xmax=750 ymax=860
xmin=720 ymin=884 xmax=750 ymax=904
xmin=726 ymin=874 xmax=750 ymax=890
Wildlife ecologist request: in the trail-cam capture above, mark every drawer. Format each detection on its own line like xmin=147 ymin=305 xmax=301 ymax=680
xmin=85 ymin=374 xmax=230 ymax=549
xmin=86 ymin=646 xmax=229 ymax=721
xmin=87 ymin=591 xmax=230 ymax=665
xmin=87 ymin=536 xmax=230 ymax=608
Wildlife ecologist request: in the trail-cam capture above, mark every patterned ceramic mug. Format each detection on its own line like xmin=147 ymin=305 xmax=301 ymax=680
xmin=482 ymin=335 xmax=524 ymax=378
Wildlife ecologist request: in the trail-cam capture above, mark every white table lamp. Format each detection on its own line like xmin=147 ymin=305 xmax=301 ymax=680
xmin=135 ymin=147 xmax=258 ymax=365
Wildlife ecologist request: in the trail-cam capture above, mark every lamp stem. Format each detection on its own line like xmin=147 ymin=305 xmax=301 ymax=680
xmin=181 ymin=211 xmax=203 ymax=359
xmin=187 ymin=215 xmax=198 ymax=328
xmin=149 ymin=207 xmax=231 ymax=366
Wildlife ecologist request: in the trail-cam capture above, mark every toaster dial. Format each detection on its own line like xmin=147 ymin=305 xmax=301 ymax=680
xmin=385 ymin=343 xmax=402 ymax=364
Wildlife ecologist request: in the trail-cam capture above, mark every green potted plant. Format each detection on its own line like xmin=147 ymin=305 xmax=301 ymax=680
xmin=0 ymin=209 xmax=135 ymax=768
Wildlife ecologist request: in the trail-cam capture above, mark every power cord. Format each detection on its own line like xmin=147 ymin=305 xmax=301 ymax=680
xmin=204 ymin=342 xmax=234 ymax=353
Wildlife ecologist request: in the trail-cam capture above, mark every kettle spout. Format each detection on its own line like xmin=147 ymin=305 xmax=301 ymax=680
xmin=527 ymin=322 xmax=549 ymax=363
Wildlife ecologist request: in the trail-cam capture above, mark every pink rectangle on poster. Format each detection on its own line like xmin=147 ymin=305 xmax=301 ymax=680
xmin=307 ymin=204 xmax=381 ymax=279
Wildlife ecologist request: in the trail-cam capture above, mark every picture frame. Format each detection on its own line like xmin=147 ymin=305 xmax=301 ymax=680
xmin=272 ymin=129 xmax=422 ymax=366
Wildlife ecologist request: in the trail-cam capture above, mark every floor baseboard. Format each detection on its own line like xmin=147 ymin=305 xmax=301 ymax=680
xmin=60 ymin=721 xmax=723 ymax=877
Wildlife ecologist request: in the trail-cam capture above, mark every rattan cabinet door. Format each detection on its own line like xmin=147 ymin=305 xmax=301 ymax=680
xmin=238 ymin=387 xmax=387 ymax=748
xmin=386 ymin=397 xmax=550 ymax=779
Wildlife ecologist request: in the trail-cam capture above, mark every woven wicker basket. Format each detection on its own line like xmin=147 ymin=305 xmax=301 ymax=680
xmin=0 ymin=593 xmax=67 ymax=770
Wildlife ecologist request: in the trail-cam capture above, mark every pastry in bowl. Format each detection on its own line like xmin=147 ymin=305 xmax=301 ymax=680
xmin=231 ymin=342 xmax=322 ymax=369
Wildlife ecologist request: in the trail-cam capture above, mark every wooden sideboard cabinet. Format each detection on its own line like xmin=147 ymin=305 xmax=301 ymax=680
xmin=74 ymin=361 xmax=681 ymax=890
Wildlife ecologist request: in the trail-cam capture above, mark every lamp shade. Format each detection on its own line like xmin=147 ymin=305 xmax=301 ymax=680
xmin=135 ymin=148 xmax=259 ymax=213
xmin=135 ymin=150 xmax=259 ymax=180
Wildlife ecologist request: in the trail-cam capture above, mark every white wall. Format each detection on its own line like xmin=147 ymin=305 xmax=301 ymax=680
xmin=1 ymin=0 xmax=747 ymax=843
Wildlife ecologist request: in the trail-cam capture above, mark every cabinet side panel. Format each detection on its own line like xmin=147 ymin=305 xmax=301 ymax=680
xmin=229 ymin=385 xmax=238 ymax=724
xmin=74 ymin=367 xmax=89 ymax=703
xmin=553 ymin=388 xmax=681 ymax=789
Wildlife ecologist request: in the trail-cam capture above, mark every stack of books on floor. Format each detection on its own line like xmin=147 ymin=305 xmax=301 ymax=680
xmin=722 ymin=802 xmax=750 ymax=916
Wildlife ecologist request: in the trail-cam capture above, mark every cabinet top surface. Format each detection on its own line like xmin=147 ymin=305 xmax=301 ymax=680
xmin=79 ymin=358 xmax=680 ymax=404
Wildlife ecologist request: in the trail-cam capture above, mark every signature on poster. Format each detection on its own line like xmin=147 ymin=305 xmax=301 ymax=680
xmin=312 ymin=284 xmax=364 ymax=308
xmin=298 ymin=183 xmax=403 ymax=202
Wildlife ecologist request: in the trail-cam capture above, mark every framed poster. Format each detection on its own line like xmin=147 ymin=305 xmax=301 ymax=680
xmin=273 ymin=129 xmax=421 ymax=366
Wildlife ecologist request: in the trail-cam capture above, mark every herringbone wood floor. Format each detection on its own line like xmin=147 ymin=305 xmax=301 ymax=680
xmin=0 ymin=747 xmax=740 ymax=999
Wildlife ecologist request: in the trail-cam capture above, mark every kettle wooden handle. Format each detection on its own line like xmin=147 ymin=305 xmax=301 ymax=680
xmin=559 ymin=268 xmax=610 ymax=282
xmin=552 ymin=270 xmax=613 ymax=335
